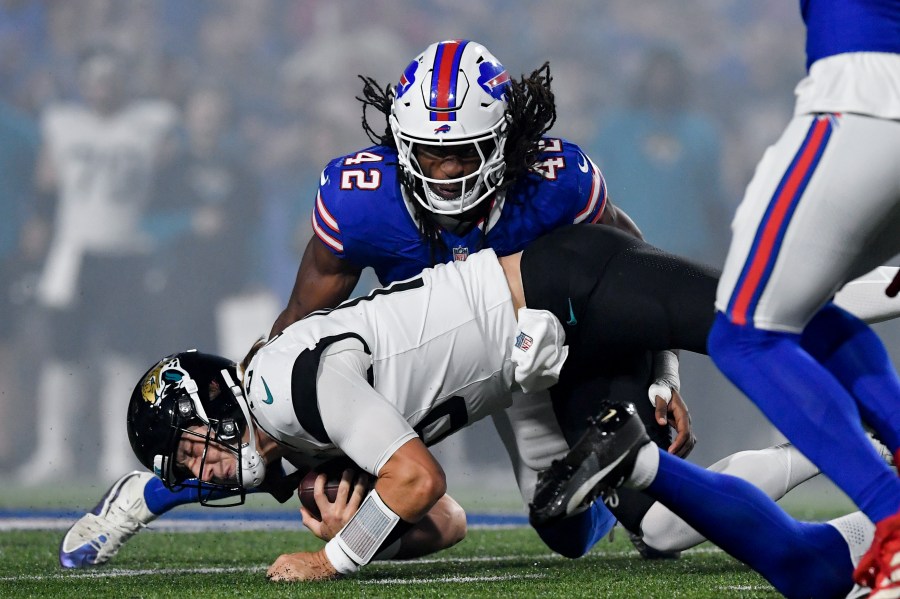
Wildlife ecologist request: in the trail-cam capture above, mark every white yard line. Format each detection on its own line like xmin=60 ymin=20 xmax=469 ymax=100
xmin=0 ymin=547 xmax=726 ymax=583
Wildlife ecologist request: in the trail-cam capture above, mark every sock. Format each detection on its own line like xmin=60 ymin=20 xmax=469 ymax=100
xmin=639 ymin=443 xmax=820 ymax=553
xmin=826 ymin=511 xmax=874 ymax=571
xmin=532 ymin=501 xmax=616 ymax=558
xmin=645 ymin=450 xmax=856 ymax=599
xmin=709 ymin=312 xmax=900 ymax=523
xmin=143 ymin=476 xmax=253 ymax=515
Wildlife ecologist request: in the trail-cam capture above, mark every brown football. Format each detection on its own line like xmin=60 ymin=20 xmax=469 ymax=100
xmin=297 ymin=457 xmax=368 ymax=520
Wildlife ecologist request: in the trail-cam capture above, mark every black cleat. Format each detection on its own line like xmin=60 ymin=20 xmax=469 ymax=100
xmin=529 ymin=402 xmax=650 ymax=526
xmin=627 ymin=531 xmax=681 ymax=560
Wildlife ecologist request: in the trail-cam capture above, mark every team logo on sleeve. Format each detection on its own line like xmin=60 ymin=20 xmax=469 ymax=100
xmin=515 ymin=332 xmax=533 ymax=351
xmin=452 ymin=246 xmax=469 ymax=261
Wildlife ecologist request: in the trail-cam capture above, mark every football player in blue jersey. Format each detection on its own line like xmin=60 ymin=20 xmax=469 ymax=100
xmin=61 ymin=39 xmax=695 ymax=569
xmin=272 ymin=40 xmax=698 ymax=558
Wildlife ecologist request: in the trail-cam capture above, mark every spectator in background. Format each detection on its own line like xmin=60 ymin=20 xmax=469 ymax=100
xmin=246 ymin=56 xmax=329 ymax=303
xmin=17 ymin=46 xmax=178 ymax=484
xmin=145 ymin=84 xmax=261 ymax=357
xmin=590 ymin=46 xmax=729 ymax=263
xmin=0 ymin=92 xmax=39 ymax=469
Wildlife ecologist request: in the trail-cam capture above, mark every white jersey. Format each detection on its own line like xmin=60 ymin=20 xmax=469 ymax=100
xmin=41 ymin=100 xmax=177 ymax=252
xmin=37 ymin=99 xmax=177 ymax=307
xmin=245 ymin=249 xmax=519 ymax=475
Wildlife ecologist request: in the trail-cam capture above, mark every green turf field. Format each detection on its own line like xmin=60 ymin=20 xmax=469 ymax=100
xmin=2 ymin=526 xmax=786 ymax=598
xmin=0 ymin=477 xmax=859 ymax=598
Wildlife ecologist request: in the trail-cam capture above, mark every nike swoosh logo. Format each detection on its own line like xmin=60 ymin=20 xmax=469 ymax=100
xmin=261 ymin=377 xmax=274 ymax=404
xmin=566 ymin=298 xmax=577 ymax=326
xmin=577 ymin=153 xmax=589 ymax=173
xmin=565 ymin=451 xmax=630 ymax=514
xmin=320 ymin=170 xmax=329 ymax=186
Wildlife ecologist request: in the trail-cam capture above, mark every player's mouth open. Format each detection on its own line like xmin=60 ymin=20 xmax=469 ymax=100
xmin=432 ymin=184 xmax=461 ymax=199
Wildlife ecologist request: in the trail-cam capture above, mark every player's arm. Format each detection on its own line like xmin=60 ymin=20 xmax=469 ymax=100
xmin=269 ymin=236 xmax=362 ymax=337
xmin=268 ymin=440 xmax=450 ymax=582
xmin=267 ymin=345 xmax=452 ymax=581
xmin=598 ymin=199 xmax=644 ymax=240
xmin=302 ymin=473 xmax=465 ymax=560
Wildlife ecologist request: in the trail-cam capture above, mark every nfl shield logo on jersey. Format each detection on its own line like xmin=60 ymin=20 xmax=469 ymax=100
xmin=515 ymin=332 xmax=533 ymax=351
xmin=453 ymin=246 xmax=469 ymax=261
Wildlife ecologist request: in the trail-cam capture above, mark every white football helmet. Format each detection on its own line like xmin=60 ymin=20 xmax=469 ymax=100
xmin=390 ymin=40 xmax=511 ymax=215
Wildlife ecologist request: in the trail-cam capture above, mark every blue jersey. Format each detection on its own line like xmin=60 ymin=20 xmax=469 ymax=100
xmin=311 ymin=138 xmax=608 ymax=284
xmin=802 ymin=0 xmax=900 ymax=70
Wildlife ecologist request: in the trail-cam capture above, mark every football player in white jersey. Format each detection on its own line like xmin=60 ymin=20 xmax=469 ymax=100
xmin=62 ymin=39 xmax=683 ymax=569
xmin=21 ymin=46 xmax=178 ymax=483
xmin=127 ymin=224 xmax=892 ymax=595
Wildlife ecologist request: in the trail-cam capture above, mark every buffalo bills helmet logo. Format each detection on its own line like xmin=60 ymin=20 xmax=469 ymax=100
xmin=396 ymin=60 xmax=418 ymax=99
xmin=477 ymin=61 xmax=510 ymax=101
xmin=434 ymin=124 xmax=452 ymax=134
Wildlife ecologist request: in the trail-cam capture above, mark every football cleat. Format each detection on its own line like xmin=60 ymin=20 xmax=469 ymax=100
xmin=59 ymin=471 xmax=158 ymax=568
xmin=627 ymin=531 xmax=681 ymax=560
xmin=529 ymin=402 xmax=650 ymax=526
xmin=853 ymin=510 xmax=900 ymax=598
xmin=867 ymin=431 xmax=895 ymax=468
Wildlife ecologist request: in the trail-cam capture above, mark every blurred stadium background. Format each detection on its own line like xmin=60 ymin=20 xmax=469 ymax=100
xmin=0 ymin=0 xmax=893 ymax=512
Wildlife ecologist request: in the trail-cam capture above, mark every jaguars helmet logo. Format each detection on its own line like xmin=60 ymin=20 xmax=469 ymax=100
xmin=141 ymin=357 xmax=188 ymax=407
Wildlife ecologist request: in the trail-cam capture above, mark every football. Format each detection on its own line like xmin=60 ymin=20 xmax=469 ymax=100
xmin=297 ymin=457 xmax=369 ymax=520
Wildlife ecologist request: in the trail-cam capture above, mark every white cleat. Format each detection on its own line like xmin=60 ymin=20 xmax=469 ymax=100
xmin=59 ymin=471 xmax=158 ymax=568
xmin=867 ymin=432 xmax=895 ymax=468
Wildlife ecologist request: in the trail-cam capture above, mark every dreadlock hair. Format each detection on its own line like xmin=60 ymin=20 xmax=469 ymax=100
xmin=357 ymin=74 xmax=445 ymax=260
xmin=353 ymin=63 xmax=557 ymax=264
xmin=355 ymin=63 xmax=557 ymax=178
xmin=358 ymin=74 xmax=451 ymax=262
xmin=358 ymin=75 xmax=395 ymax=148
xmin=501 ymin=62 xmax=557 ymax=190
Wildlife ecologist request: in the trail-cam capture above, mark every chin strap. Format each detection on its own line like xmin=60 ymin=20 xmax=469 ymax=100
xmin=220 ymin=368 xmax=266 ymax=488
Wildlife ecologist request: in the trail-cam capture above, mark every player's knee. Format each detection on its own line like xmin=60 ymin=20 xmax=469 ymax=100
xmin=804 ymin=302 xmax=869 ymax=347
xmin=439 ymin=495 xmax=468 ymax=548
xmin=393 ymin=495 xmax=467 ymax=559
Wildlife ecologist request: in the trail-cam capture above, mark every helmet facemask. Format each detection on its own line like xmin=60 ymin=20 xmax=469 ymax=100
xmin=391 ymin=114 xmax=509 ymax=215
xmin=152 ymin=389 xmax=249 ymax=506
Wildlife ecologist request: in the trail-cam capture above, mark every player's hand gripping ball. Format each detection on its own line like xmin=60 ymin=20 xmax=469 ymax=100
xmin=297 ymin=457 xmax=368 ymax=520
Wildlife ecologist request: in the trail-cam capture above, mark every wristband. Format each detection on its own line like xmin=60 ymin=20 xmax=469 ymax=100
xmin=334 ymin=489 xmax=401 ymax=568
xmin=324 ymin=537 xmax=359 ymax=574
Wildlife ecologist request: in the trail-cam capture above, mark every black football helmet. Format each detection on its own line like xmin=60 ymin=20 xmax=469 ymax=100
xmin=126 ymin=350 xmax=266 ymax=505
